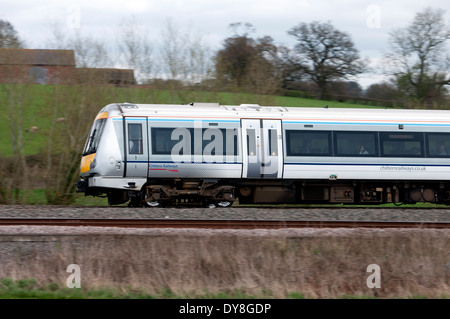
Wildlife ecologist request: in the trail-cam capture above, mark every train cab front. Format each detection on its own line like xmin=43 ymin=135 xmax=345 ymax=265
xmin=76 ymin=110 xmax=109 ymax=196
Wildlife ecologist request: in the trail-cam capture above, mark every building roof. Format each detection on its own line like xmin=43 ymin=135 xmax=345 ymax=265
xmin=0 ymin=48 xmax=75 ymax=66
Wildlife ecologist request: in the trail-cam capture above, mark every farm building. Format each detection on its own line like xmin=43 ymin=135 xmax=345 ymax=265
xmin=0 ymin=48 xmax=76 ymax=84
xmin=0 ymin=48 xmax=136 ymax=86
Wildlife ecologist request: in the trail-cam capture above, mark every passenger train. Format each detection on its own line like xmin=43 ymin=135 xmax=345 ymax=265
xmin=76 ymin=102 xmax=450 ymax=207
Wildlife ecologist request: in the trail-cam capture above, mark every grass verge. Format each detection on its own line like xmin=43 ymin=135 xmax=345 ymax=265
xmin=0 ymin=278 xmax=306 ymax=299
xmin=1 ymin=230 xmax=449 ymax=299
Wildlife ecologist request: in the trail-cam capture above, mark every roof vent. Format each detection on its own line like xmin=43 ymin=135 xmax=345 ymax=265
xmin=189 ymin=102 xmax=220 ymax=107
xmin=118 ymin=103 xmax=138 ymax=109
xmin=240 ymin=104 xmax=260 ymax=109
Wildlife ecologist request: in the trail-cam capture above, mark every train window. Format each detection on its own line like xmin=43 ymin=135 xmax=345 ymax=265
xmin=151 ymin=128 xmax=179 ymax=155
xmin=151 ymin=127 xmax=238 ymax=156
xmin=201 ymin=128 xmax=223 ymax=156
xmin=226 ymin=128 xmax=239 ymax=156
xmin=268 ymin=129 xmax=278 ymax=156
xmin=380 ymin=132 xmax=424 ymax=157
xmin=335 ymin=132 xmax=378 ymax=156
xmin=201 ymin=128 xmax=239 ymax=156
xmin=83 ymin=118 xmax=107 ymax=156
xmin=128 ymin=124 xmax=143 ymax=154
xmin=247 ymin=129 xmax=256 ymax=156
xmin=286 ymin=130 xmax=331 ymax=156
xmin=426 ymin=133 xmax=450 ymax=157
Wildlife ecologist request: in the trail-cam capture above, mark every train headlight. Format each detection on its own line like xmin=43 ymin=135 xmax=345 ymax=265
xmin=90 ymin=158 xmax=97 ymax=169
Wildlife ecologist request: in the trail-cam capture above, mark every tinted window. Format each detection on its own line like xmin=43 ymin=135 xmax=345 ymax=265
xmin=286 ymin=130 xmax=331 ymax=156
xmin=335 ymin=132 xmax=378 ymax=156
xmin=427 ymin=133 xmax=450 ymax=157
xmin=268 ymin=129 xmax=278 ymax=156
xmin=83 ymin=118 xmax=107 ymax=155
xmin=128 ymin=124 xmax=143 ymax=154
xmin=380 ymin=132 xmax=424 ymax=157
xmin=247 ymin=129 xmax=256 ymax=156
xmin=151 ymin=128 xmax=179 ymax=155
xmin=151 ymin=127 xmax=238 ymax=156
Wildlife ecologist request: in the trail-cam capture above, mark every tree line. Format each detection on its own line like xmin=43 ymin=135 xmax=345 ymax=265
xmin=2 ymin=7 xmax=450 ymax=107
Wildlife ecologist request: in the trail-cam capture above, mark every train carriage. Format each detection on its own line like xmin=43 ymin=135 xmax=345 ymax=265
xmin=76 ymin=102 xmax=450 ymax=207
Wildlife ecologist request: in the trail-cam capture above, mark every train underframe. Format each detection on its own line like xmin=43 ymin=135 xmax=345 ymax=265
xmin=87 ymin=178 xmax=450 ymax=207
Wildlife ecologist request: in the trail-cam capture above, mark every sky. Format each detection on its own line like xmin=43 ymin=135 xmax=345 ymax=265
xmin=2 ymin=0 xmax=450 ymax=89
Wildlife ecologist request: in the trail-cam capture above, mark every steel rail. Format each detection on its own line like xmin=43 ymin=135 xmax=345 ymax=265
xmin=0 ymin=218 xmax=449 ymax=229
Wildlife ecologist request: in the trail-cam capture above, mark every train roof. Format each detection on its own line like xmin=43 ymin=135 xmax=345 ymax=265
xmin=100 ymin=102 xmax=450 ymax=123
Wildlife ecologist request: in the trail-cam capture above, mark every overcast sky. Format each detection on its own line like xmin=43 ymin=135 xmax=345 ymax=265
xmin=3 ymin=0 xmax=450 ymax=89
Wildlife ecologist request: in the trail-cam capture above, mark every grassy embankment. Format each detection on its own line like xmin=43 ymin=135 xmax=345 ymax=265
xmin=1 ymin=228 xmax=449 ymax=299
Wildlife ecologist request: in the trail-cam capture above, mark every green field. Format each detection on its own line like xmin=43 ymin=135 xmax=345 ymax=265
xmin=0 ymin=278 xmax=303 ymax=299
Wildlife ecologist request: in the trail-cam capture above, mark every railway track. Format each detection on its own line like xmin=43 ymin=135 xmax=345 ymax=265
xmin=0 ymin=218 xmax=449 ymax=229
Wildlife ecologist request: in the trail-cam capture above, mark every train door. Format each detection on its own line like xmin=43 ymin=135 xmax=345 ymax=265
xmin=241 ymin=119 xmax=283 ymax=178
xmin=124 ymin=117 xmax=149 ymax=177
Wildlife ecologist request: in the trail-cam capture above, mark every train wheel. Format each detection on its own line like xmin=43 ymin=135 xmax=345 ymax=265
xmin=142 ymin=199 xmax=164 ymax=207
xmin=204 ymin=201 xmax=233 ymax=208
xmin=217 ymin=201 xmax=233 ymax=207
xmin=145 ymin=200 xmax=161 ymax=207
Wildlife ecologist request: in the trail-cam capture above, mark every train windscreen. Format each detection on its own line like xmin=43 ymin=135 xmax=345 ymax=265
xmin=82 ymin=118 xmax=107 ymax=156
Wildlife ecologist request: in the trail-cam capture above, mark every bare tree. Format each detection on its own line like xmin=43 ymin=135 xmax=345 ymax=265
xmin=275 ymin=45 xmax=306 ymax=91
xmin=117 ymin=17 xmax=154 ymax=83
xmin=71 ymin=31 xmax=111 ymax=68
xmin=2 ymin=84 xmax=30 ymax=203
xmin=385 ymin=7 xmax=450 ymax=103
xmin=43 ymin=20 xmax=68 ymax=50
xmin=287 ymin=21 xmax=366 ymax=99
xmin=157 ymin=18 xmax=215 ymax=99
xmin=159 ymin=18 xmax=187 ymax=82
xmin=44 ymin=20 xmax=111 ymax=68
xmin=184 ymin=32 xmax=215 ymax=86
xmin=0 ymin=20 xmax=25 ymax=48
xmin=228 ymin=22 xmax=256 ymax=38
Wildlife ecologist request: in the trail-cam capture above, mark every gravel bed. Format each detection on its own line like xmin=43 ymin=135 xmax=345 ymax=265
xmin=0 ymin=205 xmax=449 ymax=222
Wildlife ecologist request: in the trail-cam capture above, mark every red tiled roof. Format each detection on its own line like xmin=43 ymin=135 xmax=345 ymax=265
xmin=0 ymin=48 xmax=75 ymax=66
